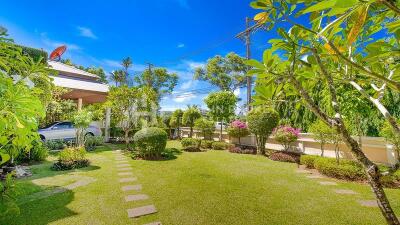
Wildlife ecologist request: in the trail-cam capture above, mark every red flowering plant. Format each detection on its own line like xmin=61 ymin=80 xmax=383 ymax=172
xmin=227 ymin=120 xmax=250 ymax=145
xmin=273 ymin=126 xmax=301 ymax=151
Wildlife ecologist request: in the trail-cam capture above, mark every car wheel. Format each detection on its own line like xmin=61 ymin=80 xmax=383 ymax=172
xmin=40 ymin=135 xmax=46 ymax=141
xmin=84 ymin=132 xmax=94 ymax=140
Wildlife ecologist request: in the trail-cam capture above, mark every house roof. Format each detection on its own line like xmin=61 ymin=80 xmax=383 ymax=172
xmin=52 ymin=75 xmax=109 ymax=93
xmin=48 ymin=61 xmax=99 ymax=79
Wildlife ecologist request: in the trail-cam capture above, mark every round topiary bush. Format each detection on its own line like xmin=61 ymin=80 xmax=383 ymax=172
xmin=247 ymin=107 xmax=279 ymax=155
xmin=133 ymin=127 xmax=168 ymax=159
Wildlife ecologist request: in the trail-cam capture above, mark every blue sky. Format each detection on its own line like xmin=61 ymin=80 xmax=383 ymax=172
xmin=0 ymin=0 xmax=275 ymax=112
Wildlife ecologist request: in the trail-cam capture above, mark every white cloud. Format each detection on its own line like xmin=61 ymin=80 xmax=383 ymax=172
xmin=173 ymin=94 xmax=197 ymax=103
xmin=77 ymin=26 xmax=98 ymax=39
xmin=177 ymin=43 xmax=185 ymax=48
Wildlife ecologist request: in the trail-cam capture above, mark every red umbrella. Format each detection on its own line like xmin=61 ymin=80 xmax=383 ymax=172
xmin=49 ymin=45 xmax=67 ymax=61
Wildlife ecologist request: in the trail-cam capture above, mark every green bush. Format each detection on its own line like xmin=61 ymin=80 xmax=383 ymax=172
xmin=212 ymin=141 xmax=228 ymax=150
xmin=133 ymin=127 xmax=168 ymax=159
xmin=44 ymin=139 xmax=67 ymax=150
xmin=85 ymin=136 xmax=104 ymax=151
xmin=393 ymin=170 xmax=400 ymax=181
xmin=52 ymin=147 xmax=89 ymax=170
xmin=181 ymin=138 xmax=200 ymax=148
xmin=247 ymin=107 xmax=279 ymax=155
xmin=30 ymin=143 xmax=49 ymax=161
xmin=201 ymin=140 xmax=214 ymax=149
xmin=300 ymin=155 xmax=321 ymax=169
xmin=314 ymin=157 xmax=366 ymax=181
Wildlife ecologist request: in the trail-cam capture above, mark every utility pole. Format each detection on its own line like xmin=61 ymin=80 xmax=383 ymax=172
xmin=236 ymin=17 xmax=264 ymax=112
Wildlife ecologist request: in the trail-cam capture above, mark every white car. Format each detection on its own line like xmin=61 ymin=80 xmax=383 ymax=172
xmin=38 ymin=121 xmax=102 ymax=141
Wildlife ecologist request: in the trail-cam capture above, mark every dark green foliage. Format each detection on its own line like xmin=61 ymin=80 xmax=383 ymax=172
xmin=211 ymin=141 xmax=228 ymax=150
xmin=247 ymin=107 xmax=279 ymax=155
xmin=269 ymin=151 xmax=302 ymax=163
xmin=133 ymin=127 xmax=168 ymax=159
xmin=201 ymin=140 xmax=214 ymax=149
xmin=300 ymin=155 xmax=321 ymax=169
xmin=19 ymin=45 xmax=48 ymax=64
xmin=314 ymin=157 xmax=366 ymax=181
xmin=52 ymin=147 xmax=89 ymax=171
xmin=44 ymin=139 xmax=67 ymax=150
xmin=17 ymin=141 xmax=49 ymax=162
xmin=84 ymin=136 xmax=103 ymax=151
xmin=181 ymin=138 xmax=200 ymax=148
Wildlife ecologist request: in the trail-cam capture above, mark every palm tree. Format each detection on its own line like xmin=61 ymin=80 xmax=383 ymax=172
xmin=110 ymin=70 xmax=126 ymax=87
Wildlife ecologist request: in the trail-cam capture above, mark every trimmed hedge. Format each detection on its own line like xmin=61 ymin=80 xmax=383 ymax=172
xmin=201 ymin=140 xmax=214 ymax=149
xmin=133 ymin=127 xmax=168 ymax=159
xmin=300 ymin=155 xmax=321 ymax=169
xmin=181 ymin=138 xmax=200 ymax=148
xmin=212 ymin=141 xmax=228 ymax=150
xmin=269 ymin=151 xmax=302 ymax=163
xmin=314 ymin=157 xmax=366 ymax=181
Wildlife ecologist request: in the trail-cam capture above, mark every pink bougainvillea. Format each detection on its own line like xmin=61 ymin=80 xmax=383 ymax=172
xmin=231 ymin=120 xmax=247 ymax=129
xmin=273 ymin=125 xmax=301 ymax=151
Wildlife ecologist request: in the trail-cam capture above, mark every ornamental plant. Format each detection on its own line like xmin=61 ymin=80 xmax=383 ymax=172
xmin=273 ymin=126 xmax=301 ymax=152
xmin=247 ymin=107 xmax=279 ymax=155
xmin=227 ymin=120 xmax=250 ymax=145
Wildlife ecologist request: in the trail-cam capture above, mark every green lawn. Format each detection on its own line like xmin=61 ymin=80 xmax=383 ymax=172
xmin=2 ymin=141 xmax=400 ymax=225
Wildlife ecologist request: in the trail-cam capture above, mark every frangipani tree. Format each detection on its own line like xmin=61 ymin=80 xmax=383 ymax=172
xmin=248 ymin=0 xmax=400 ymax=223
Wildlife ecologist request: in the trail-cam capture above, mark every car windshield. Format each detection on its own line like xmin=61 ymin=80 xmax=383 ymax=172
xmin=40 ymin=122 xmax=59 ymax=129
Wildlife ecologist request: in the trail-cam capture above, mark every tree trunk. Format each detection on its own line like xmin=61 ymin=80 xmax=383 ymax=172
xmin=291 ymin=65 xmax=399 ymax=224
xmin=190 ymin=126 xmax=193 ymax=138
xmin=124 ymin=130 xmax=129 ymax=149
xmin=321 ymin=143 xmax=324 ymax=157
xmin=220 ymin=120 xmax=223 ymax=142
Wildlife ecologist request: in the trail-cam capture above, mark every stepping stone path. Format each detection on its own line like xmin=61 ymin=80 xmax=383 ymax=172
xmin=112 ymin=150 xmax=161 ymax=223
xmin=306 ymin=174 xmax=324 ymax=179
xmin=118 ymin=172 xmax=134 ymax=176
xmin=319 ymin=181 xmax=337 ymax=186
xmin=117 ymin=167 xmax=133 ymax=171
xmin=117 ymin=164 xmax=130 ymax=168
xmin=127 ymin=205 xmax=157 ymax=218
xmin=334 ymin=189 xmax=357 ymax=195
xmin=125 ymin=194 xmax=149 ymax=202
xmin=119 ymin=177 xmax=137 ymax=183
xmin=122 ymin=184 xmax=142 ymax=191
xmin=358 ymin=200 xmax=378 ymax=207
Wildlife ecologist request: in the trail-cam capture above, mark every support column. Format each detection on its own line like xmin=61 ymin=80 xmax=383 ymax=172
xmin=77 ymin=98 xmax=83 ymax=111
xmin=386 ymin=144 xmax=398 ymax=166
xmin=104 ymin=107 xmax=111 ymax=142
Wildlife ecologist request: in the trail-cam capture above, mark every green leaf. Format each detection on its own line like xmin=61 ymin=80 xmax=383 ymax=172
xmin=0 ymin=153 xmax=10 ymax=166
xmin=245 ymin=59 xmax=265 ymax=69
xmin=335 ymin=0 xmax=358 ymax=8
xmin=302 ymin=0 xmax=337 ymax=14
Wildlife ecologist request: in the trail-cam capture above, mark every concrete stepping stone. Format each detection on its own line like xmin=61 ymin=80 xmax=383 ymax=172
xmin=127 ymin=205 xmax=157 ymax=218
xmin=116 ymin=164 xmax=130 ymax=167
xmin=116 ymin=160 xmax=128 ymax=164
xmin=334 ymin=189 xmax=357 ymax=195
xmin=117 ymin=167 xmax=133 ymax=171
xmin=358 ymin=200 xmax=378 ymax=207
xmin=296 ymin=169 xmax=312 ymax=174
xmin=119 ymin=177 xmax=137 ymax=183
xmin=143 ymin=222 xmax=162 ymax=225
xmin=306 ymin=175 xmax=324 ymax=179
xmin=113 ymin=150 xmax=121 ymax=153
xmin=122 ymin=184 xmax=142 ymax=191
xmin=115 ymin=158 xmax=128 ymax=161
xmin=125 ymin=194 xmax=149 ymax=202
xmin=319 ymin=181 xmax=337 ymax=186
xmin=118 ymin=172 xmax=133 ymax=176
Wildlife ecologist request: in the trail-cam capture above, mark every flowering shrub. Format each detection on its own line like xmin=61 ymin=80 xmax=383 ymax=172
xmin=227 ymin=120 xmax=250 ymax=144
xmin=273 ymin=126 xmax=301 ymax=151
